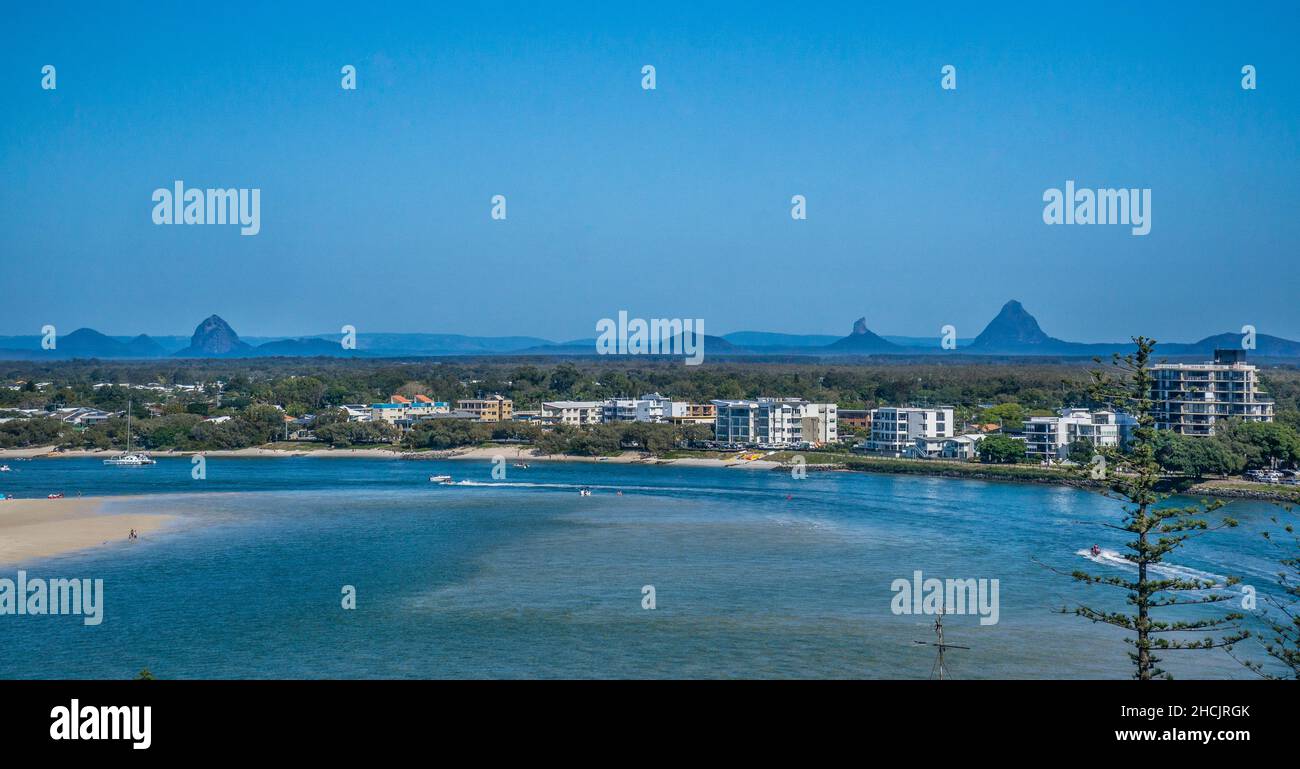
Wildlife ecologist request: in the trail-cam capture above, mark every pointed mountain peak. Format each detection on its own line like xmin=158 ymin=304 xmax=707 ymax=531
xmin=971 ymin=300 xmax=1054 ymax=350
xmin=827 ymin=316 xmax=901 ymax=352
xmin=180 ymin=314 xmax=250 ymax=356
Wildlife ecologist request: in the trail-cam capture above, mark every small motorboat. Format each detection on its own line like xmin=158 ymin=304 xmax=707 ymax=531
xmin=512 ymin=463 xmax=529 ymax=469
xmin=103 ymin=453 xmax=156 ymax=466
xmin=429 ymin=475 xmax=454 ymax=485
xmin=578 ymin=487 xmax=592 ymax=497
xmin=1089 ymin=544 xmax=1102 ymax=558
xmin=0 ymin=465 xmax=11 ymax=472
xmin=47 ymin=493 xmax=64 ymax=499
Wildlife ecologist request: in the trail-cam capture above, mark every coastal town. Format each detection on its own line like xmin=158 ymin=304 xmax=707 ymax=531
xmin=2 ymin=349 xmax=1295 ymax=490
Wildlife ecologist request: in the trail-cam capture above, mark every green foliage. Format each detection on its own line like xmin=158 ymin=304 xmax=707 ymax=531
xmin=977 ymin=433 xmax=1025 ymax=464
xmin=0 ymin=416 xmax=74 ymax=448
xmin=1066 ymin=438 xmax=1095 ymax=464
xmin=1066 ymin=338 xmax=1245 ymax=680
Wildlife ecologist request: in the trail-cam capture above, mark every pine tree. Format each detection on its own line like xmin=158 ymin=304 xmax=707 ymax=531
xmin=1064 ymin=337 xmax=1245 ymax=679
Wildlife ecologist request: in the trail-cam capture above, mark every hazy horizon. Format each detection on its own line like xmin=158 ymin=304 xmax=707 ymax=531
xmin=4 ymin=2 xmax=1298 ymax=340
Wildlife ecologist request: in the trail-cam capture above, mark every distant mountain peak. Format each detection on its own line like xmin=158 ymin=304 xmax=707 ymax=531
xmin=176 ymin=314 xmax=251 ymax=357
xmin=971 ymin=300 xmax=1053 ymax=349
xmin=827 ymin=316 xmax=901 ymax=353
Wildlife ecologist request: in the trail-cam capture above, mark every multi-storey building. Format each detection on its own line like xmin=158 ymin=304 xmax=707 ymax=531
xmin=711 ymin=398 xmax=837 ymax=447
xmin=1022 ymin=408 xmax=1134 ymax=461
xmin=540 ymin=401 xmax=604 ymax=425
xmin=1151 ymin=349 xmax=1274 ymax=436
xmin=865 ymin=407 xmax=953 ymax=456
xmin=456 ymin=395 xmax=513 ymax=423
xmin=838 ymin=409 xmax=872 ymax=433
xmin=666 ymin=402 xmax=717 ymax=426
xmin=370 ymin=394 xmax=450 ymax=424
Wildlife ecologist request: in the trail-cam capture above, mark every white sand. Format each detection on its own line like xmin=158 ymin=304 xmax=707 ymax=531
xmin=0 ymin=497 xmax=173 ymax=565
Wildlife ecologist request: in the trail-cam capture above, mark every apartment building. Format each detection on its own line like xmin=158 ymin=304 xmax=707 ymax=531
xmin=865 ymin=407 xmax=954 ymax=456
xmin=456 ymin=395 xmax=513 ymax=423
xmin=712 ymin=398 xmax=837 ymax=447
xmin=666 ymin=402 xmax=717 ymax=426
xmin=541 ymin=401 xmax=604 ymax=426
xmin=838 ymin=409 xmax=872 ymax=433
xmin=597 ymin=393 xmax=675 ymax=423
xmin=370 ymin=394 xmax=450 ymax=424
xmin=1151 ymin=349 xmax=1275 ymax=436
xmin=1022 ymin=408 xmax=1134 ymax=461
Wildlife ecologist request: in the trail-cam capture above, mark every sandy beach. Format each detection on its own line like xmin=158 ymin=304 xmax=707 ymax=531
xmin=438 ymin=445 xmax=786 ymax=469
xmin=0 ymin=497 xmax=173 ymax=566
xmin=0 ymin=444 xmax=785 ymax=468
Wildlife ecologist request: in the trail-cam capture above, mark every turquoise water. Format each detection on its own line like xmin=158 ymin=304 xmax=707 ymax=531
xmin=0 ymin=457 xmax=1291 ymax=679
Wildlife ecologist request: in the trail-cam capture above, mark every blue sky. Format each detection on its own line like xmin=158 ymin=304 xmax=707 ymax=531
xmin=2 ymin=2 xmax=1297 ymax=342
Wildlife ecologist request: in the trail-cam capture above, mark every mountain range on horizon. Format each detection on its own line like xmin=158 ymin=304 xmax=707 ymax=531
xmin=2 ymin=302 xmax=1299 ymax=361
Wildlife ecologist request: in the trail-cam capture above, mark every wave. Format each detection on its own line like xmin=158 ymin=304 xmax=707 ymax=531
xmin=1075 ymin=548 xmax=1231 ymax=588
xmin=447 ymin=479 xmax=781 ymax=498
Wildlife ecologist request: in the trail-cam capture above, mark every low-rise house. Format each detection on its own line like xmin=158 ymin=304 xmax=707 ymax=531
xmin=341 ymin=405 xmax=372 ymax=422
xmin=903 ymin=433 xmax=986 ymax=460
xmin=52 ymin=407 xmax=115 ymax=427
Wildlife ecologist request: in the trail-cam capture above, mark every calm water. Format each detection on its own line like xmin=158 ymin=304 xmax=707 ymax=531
xmin=0 ymin=457 xmax=1290 ymax=679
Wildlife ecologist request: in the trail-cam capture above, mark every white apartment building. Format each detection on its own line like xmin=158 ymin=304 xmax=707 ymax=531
xmin=370 ymin=395 xmax=450 ymax=425
xmin=1151 ymin=349 xmax=1275 ymax=436
xmin=866 ymin=407 xmax=954 ymax=456
xmin=541 ymin=401 xmax=604 ymax=426
xmin=1022 ymin=408 xmax=1135 ymax=461
xmin=599 ymin=393 xmax=677 ymax=423
xmin=712 ymin=398 xmax=838 ymax=447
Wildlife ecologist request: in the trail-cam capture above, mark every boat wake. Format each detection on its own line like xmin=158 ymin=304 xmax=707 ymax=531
xmin=1075 ymin=548 xmax=1229 ymax=588
xmin=448 ymin=479 xmax=775 ymax=497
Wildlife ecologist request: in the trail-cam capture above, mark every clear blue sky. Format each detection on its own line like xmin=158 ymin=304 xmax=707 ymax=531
xmin=2 ymin=2 xmax=1297 ymax=342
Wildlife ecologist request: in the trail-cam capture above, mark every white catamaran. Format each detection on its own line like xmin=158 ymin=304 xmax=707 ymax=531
xmin=103 ymin=399 xmax=156 ymax=466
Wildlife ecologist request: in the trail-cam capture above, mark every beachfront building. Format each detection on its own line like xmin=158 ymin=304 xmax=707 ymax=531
xmin=341 ymin=404 xmax=372 ymax=422
xmin=1151 ymin=349 xmax=1275 ymax=436
xmin=1022 ymin=408 xmax=1134 ymax=461
xmin=456 ymin=395 xmax=513 ymax=422
xmin=666 ymin=402 xmax=717 ymax=426
xmin=908 ymin=433 xmax=985 ymax=460
xmin=865 ymin=407 xmax=954 ymax=456
xmin=838 ymin=409 xmax=871 ymax=434
xmin=541 ymin=401 xmax=604 ymax=426
xmin=51 ymin=407 xmax=115 ymax=427
xmin=712 ymin=398 xmax=838 ymax=448
xmin=370 ymin=394 xmax=450 ymax=425
xmin=598 ymin=393 xmax=678 ymax=423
